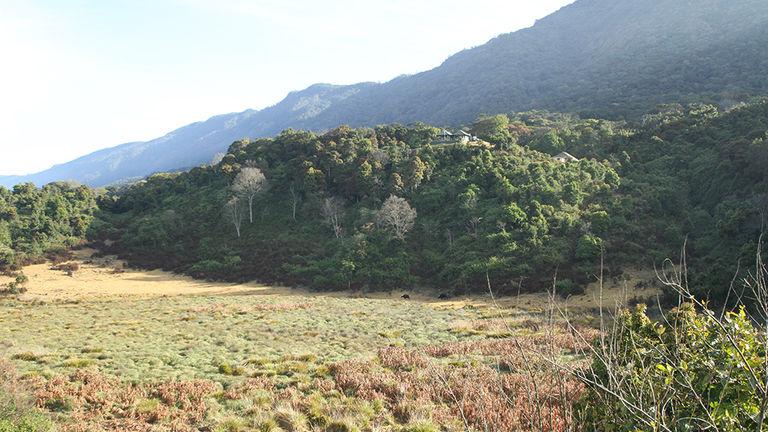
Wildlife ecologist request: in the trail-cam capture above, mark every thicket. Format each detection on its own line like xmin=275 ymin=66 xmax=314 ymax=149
xmin=0 ymin=182 xmax=97 ymax=271
xmin=0 ymin=361 xmax=53 ymax=432
xmin=574 ymin=249 xmax=768 ymax=431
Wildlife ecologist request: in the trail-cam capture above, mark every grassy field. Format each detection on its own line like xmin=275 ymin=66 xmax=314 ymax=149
xmin=0 ymin=251 xmax=648 ymax=431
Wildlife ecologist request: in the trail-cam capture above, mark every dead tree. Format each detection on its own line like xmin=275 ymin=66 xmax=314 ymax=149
xmin=224 ymin=197 xmax=245 ymax=238
xmin=232 ymin=165 xmax=267 ymax=223
xmin=377 ymin=195 xmax=417 ymax=240
xmin=322 ymin=197 xmax=345 ymax=239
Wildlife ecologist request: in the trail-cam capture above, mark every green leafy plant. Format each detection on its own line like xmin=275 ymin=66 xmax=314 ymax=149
xmin=577 ymin=255 xmax=768 ymax=431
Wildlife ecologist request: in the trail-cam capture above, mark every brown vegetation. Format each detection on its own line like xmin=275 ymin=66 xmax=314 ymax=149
xmin=9 ymin=316 xmax=593 ymax=432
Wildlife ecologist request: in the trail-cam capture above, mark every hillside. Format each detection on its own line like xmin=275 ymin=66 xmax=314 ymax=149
xmin=3 ymin=0 xmax=768 ymax=187
xmin=85 ymin=99 xmax=768 ymax=301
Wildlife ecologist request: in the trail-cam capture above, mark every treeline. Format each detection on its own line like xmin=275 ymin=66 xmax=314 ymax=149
xmin=0 ymin=182 xmax=98 ymax=270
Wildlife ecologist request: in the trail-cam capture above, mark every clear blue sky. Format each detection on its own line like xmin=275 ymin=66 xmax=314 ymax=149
xmin=0 ymin=0 xmax=574 ymax=175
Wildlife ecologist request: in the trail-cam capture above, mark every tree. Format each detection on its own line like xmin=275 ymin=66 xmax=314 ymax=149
xmin=321 ymin=197 xmax=345 ymax=239
xmin=289 ymin=186 xmax=299 ymax=222
xmin=376 ymin=195 xmax=416 ymax=240
xmin=232 ymin=165 xmax=267 ymax=223
xmin=471 ymin=114 xmax=513 ymax=146
xmin=224 ymin=197 xmax=245 ymax=238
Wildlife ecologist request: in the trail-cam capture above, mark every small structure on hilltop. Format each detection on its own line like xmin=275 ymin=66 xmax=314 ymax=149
xmin=436 ymin=129 xmax=478 ymax=145
xmin=553 ymin=152 xmax=579 ymax=163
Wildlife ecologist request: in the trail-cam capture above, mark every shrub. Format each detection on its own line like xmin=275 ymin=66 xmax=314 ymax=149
xmin=218 ymin=363 xmax=245 ymax=376
xmin=0 ymin=272 xmax=28 ymax=295
xmin=45 ymin=249 xmax=73 ymax=265
xmin=324 ymin=420 xmax=360 ymax=432
xmin=554 ymin=278 xmax=583 ymax=297
xmin=0 ymin=359 xmax=54 ymax=432
xmin=62 ymin=358 xmax=94 ymax=368
xmin=133 ymin=397 xmax=164 ymax=422
xmin=577 ymin=303 xmax=767 ymax=430
xmin=274 ymin=406 xmax=309 ymax=431
xmin=0 ymin=413 xmax=54 ymax=432
xmin=52 ymin=263 xmax=79 ymax=274
xmin=42 ymin=396 xmax=72 ymax=413
xmin=215 ymin=418 xmax=247 ymax=432
xmin=258 ymin=418 xmax=280 ymax=432
xmin=9 ymin=353 xmax=39 ymax=363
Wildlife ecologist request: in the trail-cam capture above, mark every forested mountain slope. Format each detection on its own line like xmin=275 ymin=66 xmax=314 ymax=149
xmin=90 ymin=99 xmax=768 ymax=301
xmin=3 ymin=0 xmax=767 ymax=188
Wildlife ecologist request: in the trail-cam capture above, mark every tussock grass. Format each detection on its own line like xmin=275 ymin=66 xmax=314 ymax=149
xmin=0 ymin=293 xmax=475 ymax=382
xmin=0 ymin=271 xmax=590 ymax=431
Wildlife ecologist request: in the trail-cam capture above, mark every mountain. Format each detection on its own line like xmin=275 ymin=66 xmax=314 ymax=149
xmin=0 ymin=84 xmax=372 ymax=188
xmin=3 ymin=0 xmax=768 ymax=188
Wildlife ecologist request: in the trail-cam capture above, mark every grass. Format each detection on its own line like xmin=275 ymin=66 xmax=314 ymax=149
xmin=0 ymin=255 xmax=602 ymax=431
xmin=0 ymin=294 xmax=481 ymax=383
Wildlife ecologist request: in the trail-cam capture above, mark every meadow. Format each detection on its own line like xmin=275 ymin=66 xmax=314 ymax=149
xmin=0 ymin=251 xmax=618 ymax=432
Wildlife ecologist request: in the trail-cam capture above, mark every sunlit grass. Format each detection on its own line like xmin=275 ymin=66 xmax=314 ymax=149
xmin=0 ymin=279 xmax=598 ymax=431
xmin=0 ymin=294 xmax=483 ymax=383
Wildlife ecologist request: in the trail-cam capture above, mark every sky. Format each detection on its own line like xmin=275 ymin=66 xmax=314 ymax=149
xmin=0 ymin=0 xmax=574 ymax=175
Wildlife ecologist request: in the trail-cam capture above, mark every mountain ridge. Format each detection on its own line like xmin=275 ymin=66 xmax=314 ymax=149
xmin=3 ymin=0 xmax=768 ymax=188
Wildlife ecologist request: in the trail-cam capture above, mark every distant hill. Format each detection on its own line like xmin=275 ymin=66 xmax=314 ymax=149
xmin=0 ymin=84 xmax=372 ymax=187
xmin=3 ymin=0 xmax=768 ymax=188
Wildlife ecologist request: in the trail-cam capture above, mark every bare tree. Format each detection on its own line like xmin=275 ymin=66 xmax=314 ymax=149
xmin=321 ymin=196 xmax=345 ymax=239
xmin=377 ymin=195 xmax=417 ymax=240
xmin=232 ymin=165 xmax=267 ymax=223
xmin=290 ymin=186 xmax=299 ymax=222
xmin=224 ymin=197 xmax=245 ymax=238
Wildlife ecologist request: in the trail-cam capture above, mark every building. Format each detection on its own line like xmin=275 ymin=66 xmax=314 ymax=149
xmin=553 ymin=152 xmax=579 ymax=163
xmin=437 ymin=129 xmax=478 ymax=144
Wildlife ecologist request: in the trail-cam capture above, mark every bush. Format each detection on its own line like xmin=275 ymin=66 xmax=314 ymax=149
xmin=577 ymin=302 xmax=767 ymax=431
xmin=324 ymin=420 xmax=361 ymax=432
xmin=214 ymin=418 xmax=247 ymax=432
xmin=52 ymin=263 xmax=79 ymax=274
xmin=0 ymin=273 xmax=28 ymax=296
xmin=217 ymin=363 xmax=244 ymax=376
xmin=42 ymin=396 xmax=72 ymax=413
xmin=9 ymin=353 xmax=39 ymax=363
xmin=0 ymin=413 xmax=54 ymax=432
xmin=554 ymin=278 xmax=583 ymax=297
xmin=62 ymin=358 xmax=94 ymax=368
xmin=45 ymin=249 xmax=73 ymax=265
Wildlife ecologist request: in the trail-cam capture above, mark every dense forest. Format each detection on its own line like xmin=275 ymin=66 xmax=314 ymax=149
xmin=0 ymin=182 xmax=98 ymax=271
xmin=91 ymin=124 xmax=619 ymax=295
xmin=74 ymin=99 xmax=768 ymax=301
xmin=313 ymin=0 xmax=768 ymax=125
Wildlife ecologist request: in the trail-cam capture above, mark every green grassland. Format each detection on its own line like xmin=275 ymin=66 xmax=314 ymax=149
xmin=0 ymin=286 xmax=591 ymax=431
xmin=0 ymin=294 xmax=486 ymax=383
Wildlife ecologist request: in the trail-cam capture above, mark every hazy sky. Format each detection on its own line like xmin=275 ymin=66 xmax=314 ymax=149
xmin=0 ymin=0 xmax=574 ymax=175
